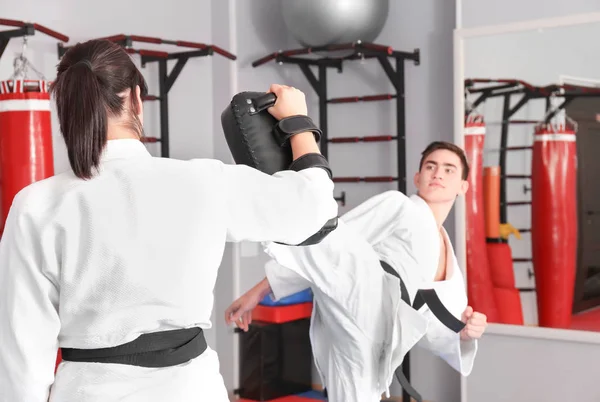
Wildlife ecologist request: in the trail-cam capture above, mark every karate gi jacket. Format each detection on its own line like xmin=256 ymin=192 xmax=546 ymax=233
xmin=0 ymin=139 xmax=338 ymax=402
xmin=263 ymin=190 xmax=478 ymax=402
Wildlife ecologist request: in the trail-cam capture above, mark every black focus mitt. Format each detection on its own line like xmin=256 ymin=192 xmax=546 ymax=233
xmin=220 ymin=91 xmax=338 ymax=246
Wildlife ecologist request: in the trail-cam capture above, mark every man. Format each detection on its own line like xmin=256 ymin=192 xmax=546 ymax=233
xmin=225 ymin=141 xmax=488 ymax=402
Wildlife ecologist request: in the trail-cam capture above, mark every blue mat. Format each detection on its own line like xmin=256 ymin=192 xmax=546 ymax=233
xmin=296 ymin=390 xmax=327 ymax=400
xmin=259 ymin=288 xmax=313 ymax=306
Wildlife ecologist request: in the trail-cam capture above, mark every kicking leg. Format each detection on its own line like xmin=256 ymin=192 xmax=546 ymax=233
xmin=263 ymin=220 xmax=391 ymax=342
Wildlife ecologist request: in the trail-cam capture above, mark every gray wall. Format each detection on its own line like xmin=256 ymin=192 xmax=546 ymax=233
xmin=465 ymin=326 xmax=600 ymax=402
xmin=460 ymin=0 xmax=600 ymax=28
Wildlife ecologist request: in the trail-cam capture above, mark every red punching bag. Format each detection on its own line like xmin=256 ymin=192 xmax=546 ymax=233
xmin=0 ymin=79 xmax=54 ymax=234
xmin=531 ymin=122 xmax=577 ymax=329
xmin=464 ymin=113 xmax=499 ymax=322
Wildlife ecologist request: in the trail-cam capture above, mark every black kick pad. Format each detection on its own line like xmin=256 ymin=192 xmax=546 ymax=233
xmin=221 ymin=91 xmax=290 ymax=175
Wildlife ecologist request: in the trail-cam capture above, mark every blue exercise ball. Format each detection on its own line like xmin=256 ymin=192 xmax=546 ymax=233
xmin=281 ymin=0 xmax=389 ymax=48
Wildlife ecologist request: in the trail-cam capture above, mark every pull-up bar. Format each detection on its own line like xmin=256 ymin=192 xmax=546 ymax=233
xmin=97 ymin=33 xmax=236 ymax=60
xmin=0 ymin=18 xmax=69 ymax=59
xmin=252 ymin=41 xmax=417 ymax=68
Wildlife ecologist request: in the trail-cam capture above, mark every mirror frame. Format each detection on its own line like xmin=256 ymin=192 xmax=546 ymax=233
xmin=453 ymin=11 xmax=600 ymax=402
xmin=454 ymin=7 xmax=600 ymax=348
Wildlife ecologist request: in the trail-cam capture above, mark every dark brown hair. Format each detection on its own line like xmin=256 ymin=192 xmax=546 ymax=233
xmin=419 ymin=141 xmax=470 ymax=180
xmin=51 ymin=39 xmax=148 ymax=179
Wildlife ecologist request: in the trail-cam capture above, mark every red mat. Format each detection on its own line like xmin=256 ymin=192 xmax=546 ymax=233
xmin=570 ymin=307 xmax=600 ymax=332
xmin=239 ymin=396 xmax=318 ymax=402
xmin=252 ymin=303 xmax=313 ymax=323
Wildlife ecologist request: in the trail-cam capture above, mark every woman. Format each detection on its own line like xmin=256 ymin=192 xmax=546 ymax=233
xmin=0 ymin=39 xmax=337 ymax=401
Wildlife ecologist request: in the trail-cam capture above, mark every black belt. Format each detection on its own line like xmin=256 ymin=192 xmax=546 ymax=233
xmin=61 ymin=327 xmax=207 ymax=368
xmin=380 ymin=260 xmax=466 ymax=402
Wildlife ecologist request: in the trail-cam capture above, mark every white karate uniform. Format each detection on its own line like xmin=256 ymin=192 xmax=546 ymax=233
xmin=263 ymin=190 xmax=478 ymax=402
xmin=0 ymin=139 xmax=338 ymax=402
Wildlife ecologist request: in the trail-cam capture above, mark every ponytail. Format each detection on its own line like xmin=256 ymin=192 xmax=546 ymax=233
xmin=52 ymin=39 xmax=149 ymax=180
xmin=53 ymin=62 xmax=106 ymax=180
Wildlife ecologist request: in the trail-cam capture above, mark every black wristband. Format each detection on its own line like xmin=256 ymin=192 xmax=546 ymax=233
xmin=288 ymin=153 xmax=332 ymax=179
xmin=273 ymin=115 xmax=322 ymax=147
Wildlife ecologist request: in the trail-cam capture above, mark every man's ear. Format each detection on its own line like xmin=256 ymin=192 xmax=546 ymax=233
xmin=459 ymin=180 xmax=469 ymax=196
xmin=413 ymin=172 xmax=420 ymax=188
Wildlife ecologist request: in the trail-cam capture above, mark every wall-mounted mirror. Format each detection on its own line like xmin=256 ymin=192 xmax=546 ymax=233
xmin=455 ymin=16 xmax=600 ymax=336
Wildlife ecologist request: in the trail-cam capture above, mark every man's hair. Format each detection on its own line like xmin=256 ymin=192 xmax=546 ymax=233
xmin=418 ymin=141 xmax=470 ymax=180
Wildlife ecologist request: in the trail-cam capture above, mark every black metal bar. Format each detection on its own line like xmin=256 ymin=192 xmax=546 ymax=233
xmin=166 ymin=48 xmax=211 ymax=60
xmin=505 ymin=201 xmax=532 ymax=206
xmin=334 ymin=191 xmax=346 ymax=206
xmin=544 ymin=96 xmax=575 ymax=123
xmin=503 ymin=175 xmax=531 ymax=179
xmin=328 ymin=94 xmax=396 ymax=104
xmin=500 ymin=94 xmax=511 ymax=224
xmin=466 ymin=82 xmax=518 ymax=93
xmin=401 ymin=356 xmax=411 ymax=402
xmin=499 ymin=92 xmax=533 ymax=224
xmin=158 ymin=60 xmax=169 ymax=158
xmin=57 ymin=42 xmax=68 ymax=58
xmin=505 ymin=146 xmax=532 ymax=151
xmin=518 ymin=287 xmax=536 ymax=292
xmin=481 ymin=87 xmax=529 ymax=99
xmin=298 ymin=64 xmax=320 ymax=95
xmin=318 ymin=65 xmax=328 ymax=159
xmin=0 ymin=26 xmax=34 ymax=59
xmin=0 ymin=26 xmax=33 ymax=39
xmin=506 ymin=120 xmax=538 ymax=124
xmin=140 ymin=49 xmax=210 ymax=64
xmin=377 ymin=56 xmax=401 ymax=91
xmin=165 ymin=57 xmax=189 ymax=93
xmin=278 ymin=54 xmax=342 ymax=69
xmin=513 ymin=258 xmax=532 ymax=263
xmin=0 ymin=38 xmax=8 ymax=59
xmin=396 ymin=56 xmax=406 ymax=193
xmin=394 ymin=55 xmax=409 ymax=402
xmin=471 ymin=92 xmax=490 ymax=110
xmin=508 ymin=94 xmax=531 ymax=116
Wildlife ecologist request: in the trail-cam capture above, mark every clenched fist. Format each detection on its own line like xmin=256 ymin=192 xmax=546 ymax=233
xmin=460 ymin=306 xmax=487 ymax=341
xmin=267 ymin=84 xmax=308 ymax=120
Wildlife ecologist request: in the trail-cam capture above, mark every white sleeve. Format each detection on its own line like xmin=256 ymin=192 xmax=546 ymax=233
xmin=415 ymin=311 xmax=478 ymax=376
xmin=340 ymin=190 xmax=409 ymax=246
xmin=219 ymin=163 xmax=338 ymax=245
xmin=0 ymin=194 xmax=60 ymax=402
xmin=415 ymin=270 xmax=478 ymax=376
xmin=264 ymin=259 xmax=312 ymax=301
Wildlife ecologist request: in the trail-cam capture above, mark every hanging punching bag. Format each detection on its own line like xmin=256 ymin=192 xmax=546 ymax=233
xmin=464 ymin=113 xmax=499 ymax=322
xmin=531 ymin=123 xmax=577 ymax=329
xmin=0 ymin=79 xmax=54 ymax=235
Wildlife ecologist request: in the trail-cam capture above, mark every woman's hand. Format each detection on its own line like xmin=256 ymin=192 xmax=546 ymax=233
xmin=267 ymin=84 xmax=307 ymax=120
